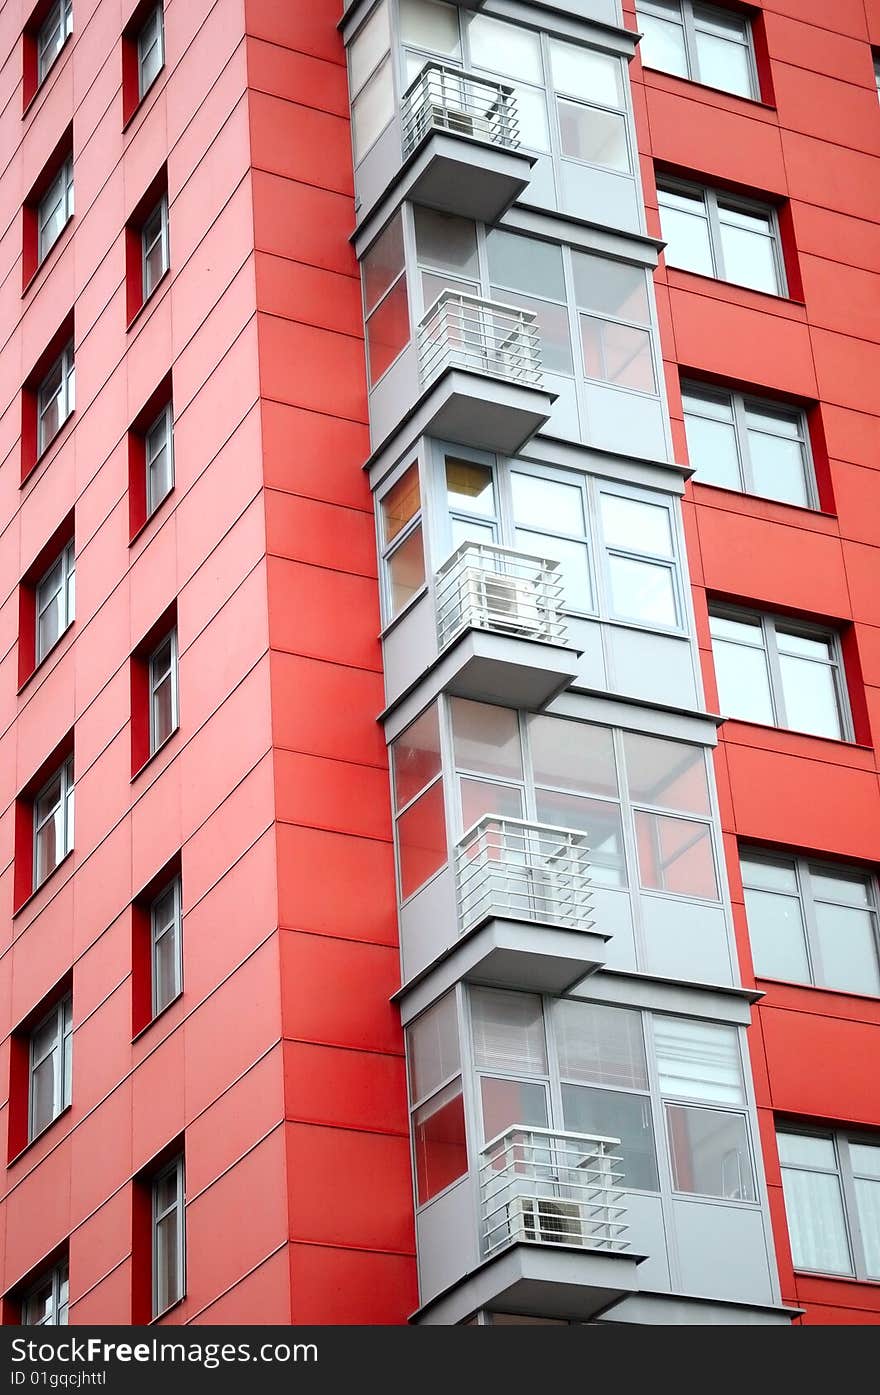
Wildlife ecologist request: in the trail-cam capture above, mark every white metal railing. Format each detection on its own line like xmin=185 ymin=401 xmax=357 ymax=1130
xmin=401 ymin=63 xmax=520 ymax=159
xmin=417 ymin=291 xmax=543 ymax=391
xmin=435 ymin=542 xmax=566 ymax=652
xmin=481 ymin=1126 xmax=628 ymax=1258
xmin=456 ymin=815 xmax=593 ymax=935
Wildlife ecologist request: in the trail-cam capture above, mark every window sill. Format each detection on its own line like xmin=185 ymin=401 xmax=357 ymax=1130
xmin=640 ymin=64 xmax=777 ymax=116
xmin=664 ymin=267 xmax=805 ymax=314
xmin=791 ymin=1268 xmax=880 ymax=1289
xmin=129 ymin=486 xmax=176 ymax=548
xmin=21 ymin=410 xmax=76 ymax=490
xmin=755 ymin=975 xmax=880 ymax=1006
xmin=12 ymin=848 xmax=74 ymax=920
xmin=689 ymin=481 xmax=835 ymax=525
xmin=8 ymin=1103 xmax=72 ymax=1166
xmin=17 ymin=622 xmax=75 ymax=696
xmin=716 ymin=718 xmax=870 ymax=754
xmin=131 ymin=989 xmax=184 ymax=1044
xmin=150 ymin=1294 xmax=187 ymax=1324
xmin=379 ymin=584 xmax=429 ymax=640
xmin=22 ymin=215 xmax=75 ymax=298
xmin=131 ymin=725 xmax=180 ymax=783
xmin=126 ymin=267 xmax=170 ymax=333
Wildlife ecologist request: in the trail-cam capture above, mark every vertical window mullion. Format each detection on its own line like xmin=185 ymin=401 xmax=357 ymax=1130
xmin=730 ymin=391 xmax=753 ymax=493
xmin=680 ymin=0 xmax=701 ymax=82
xmin=796 ymin=858 xmax=822 ymax=988
xmin=836 ymin=1136 xmax=868 ymax=1281
xmin=704 ymin=188 xmax=725 ymax=280
xmin=762 ymin=616 xmax=786 ymax=727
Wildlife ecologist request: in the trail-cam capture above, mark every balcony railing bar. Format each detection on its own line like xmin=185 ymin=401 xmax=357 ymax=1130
xmin=435 ymin=541 xmax=566 ymax=652
xmin=456 ymin=814 xmax=593 ymax=935
xmin=480 ymin=1126 xmax=629 ymax=1258
xmin=417 ymin=291 xmax=543 ymax=391
xmin=401 ymin=63 xmax=521 ymax=159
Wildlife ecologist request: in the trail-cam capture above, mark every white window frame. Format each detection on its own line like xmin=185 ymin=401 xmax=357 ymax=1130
xmin=152 ymin=1154 xmax=185 ymax=1316
xmin=446 ymin=703 xmax=721 ymax=904
xmin=28 ymin=994 xmax=73 ymax=1141
xmin=37 ymin=340 xmax=75 ymax=457
xmin=349 ymin=0 xmax=393 ymax=164
xmin=33 ymin=754 xmax=75 ymax=889
xmin=682 ymin=380 xmax=816 ymax=507
xmin=377 ymin=457 xmax=426 ymax=624
xmin=432 ymin=443 xmax=686 ymax=634
xmin=636 ymin=0 xmax=759 ymax=99
xmin=37 ymin=0 xmax=73 ymax=85
xmin=137 ymin=4 xmax=165 ymax=99
xmin=658 ymin=177 xmax=787 ymax=296
xmin=397 ymin=6 xmax=635 ymax=180
xmin=150 ymin=875 xmax=183 ymax=1017
xmin=778 ymin=1126 xmax=880 ymax=1282
xmin=709 ymin=605 xmax=851 ymax=741
xmin=141 ymin=194 xmax=169 ymax=302
xmin=148 ymin=628 xmax=179 ymax=755
xmin=22 ymin=1257 xmax=69 ymax=1326
xmin=35 ymin=539 xmax=75 ymax=665
xmin=37 ymin=155 xmax=74 ymax=264
xmin=145 ymin=403 xmax=174 ymax=516
xmin=741 ymin=849 xmax=880 ymax=994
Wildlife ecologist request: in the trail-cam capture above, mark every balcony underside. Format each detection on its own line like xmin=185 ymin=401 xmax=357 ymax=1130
xmin=595 ymin=1291 xmax=799 ymax=1326
xmin=413 ymin=1242 xmax=644 ymax=1325
xmin=355 ymin=135 xmax=534 ymax=255
xmin=441 ymin=624 xmax=580 ymax=709
xmin=397 ymin=915 xmax=609 ymax=1023
xmin=407 ymin=133 xmax=534 ymax=226
xmin=424 ymin=366 xmax=555 ymax=457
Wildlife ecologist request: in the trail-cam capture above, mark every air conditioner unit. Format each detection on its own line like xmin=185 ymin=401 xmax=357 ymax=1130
xmin=511 ymin=1195 xmax=584 ymax=1247
xmin=459 ymin=566 xmax=546 ymax=638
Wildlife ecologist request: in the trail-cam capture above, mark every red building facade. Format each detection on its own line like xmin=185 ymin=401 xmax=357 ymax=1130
xmin=0 ymin=0 xmax=877 ymax=1328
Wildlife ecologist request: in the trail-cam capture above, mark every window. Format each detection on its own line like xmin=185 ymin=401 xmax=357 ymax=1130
xmin=22 ymin=1258 xmax=69 ymax=1326
xmin=778 ymin=1129 xmax=880 ymax=1281
xmin=574 ymin=252 xmax=656 ymax=396
xmin=35 ymin=539 xmax=75 ymax=664
xmin=37 ymin=156 xmax=73 ymax=264
xmin=682 ymin=383 xmax=815 ymax=507
xmin=472 ymin=988 xmax=550 ymax=1144
xmin=391 ymin=701 xmax=447 ymax=899
xmin=37 ymin=0 xmax=72 ymax=84
xmin=741 ymin=851 xmax=880 ymax=996
xmin=658 ymin=180 xmax=784 ymax=295
xmin=363 ymin=211 xmax=410 ymax=386
xmin=486 ymin=228 xmax=573 ymax=376
xmin=349 ymin=0 xmax=393 ymax=161
xmin=655 ymin=1015 xmax=755 ymax=1201
xmin=399 ymin=3 xmax=631 ymax=177
xmin=37 ymin=340 xmax=75 ymax=455
xmin=557 ymin=1000 xmax=658 ymax=1190
xmin=636 ymin=1 xmax=757 ymax=99
xmin=153 ymin=1155 xmax=185 ymax=1315
xmin=34 ymin=755 xmax=74 ymax=888
xmin=439 ymin=447 xmax=683 ymax=630
xmin=151 ymin=876 xmax=182 ymax=1016
xmin=145 ymin=403 xmax=174 ymax=516
xmin=148 ymin=629 xmax=178 ymax=754
xmin=709 ymin=608 xmax=849 ymax=740
xmin=379 ymin=461 xmax=424 ymax=618
xmin=29 ymin=995 xmax=72 ymax=1140
xmin=407 ymin=993 xmax=467 ymax=1203
xmin=448 ymin=700 xmax=719 ymax=901
xmin=141 ymin=194 xmax=169 ymax=301
xmin=137 ymin=5 xmax=165 ymax=98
